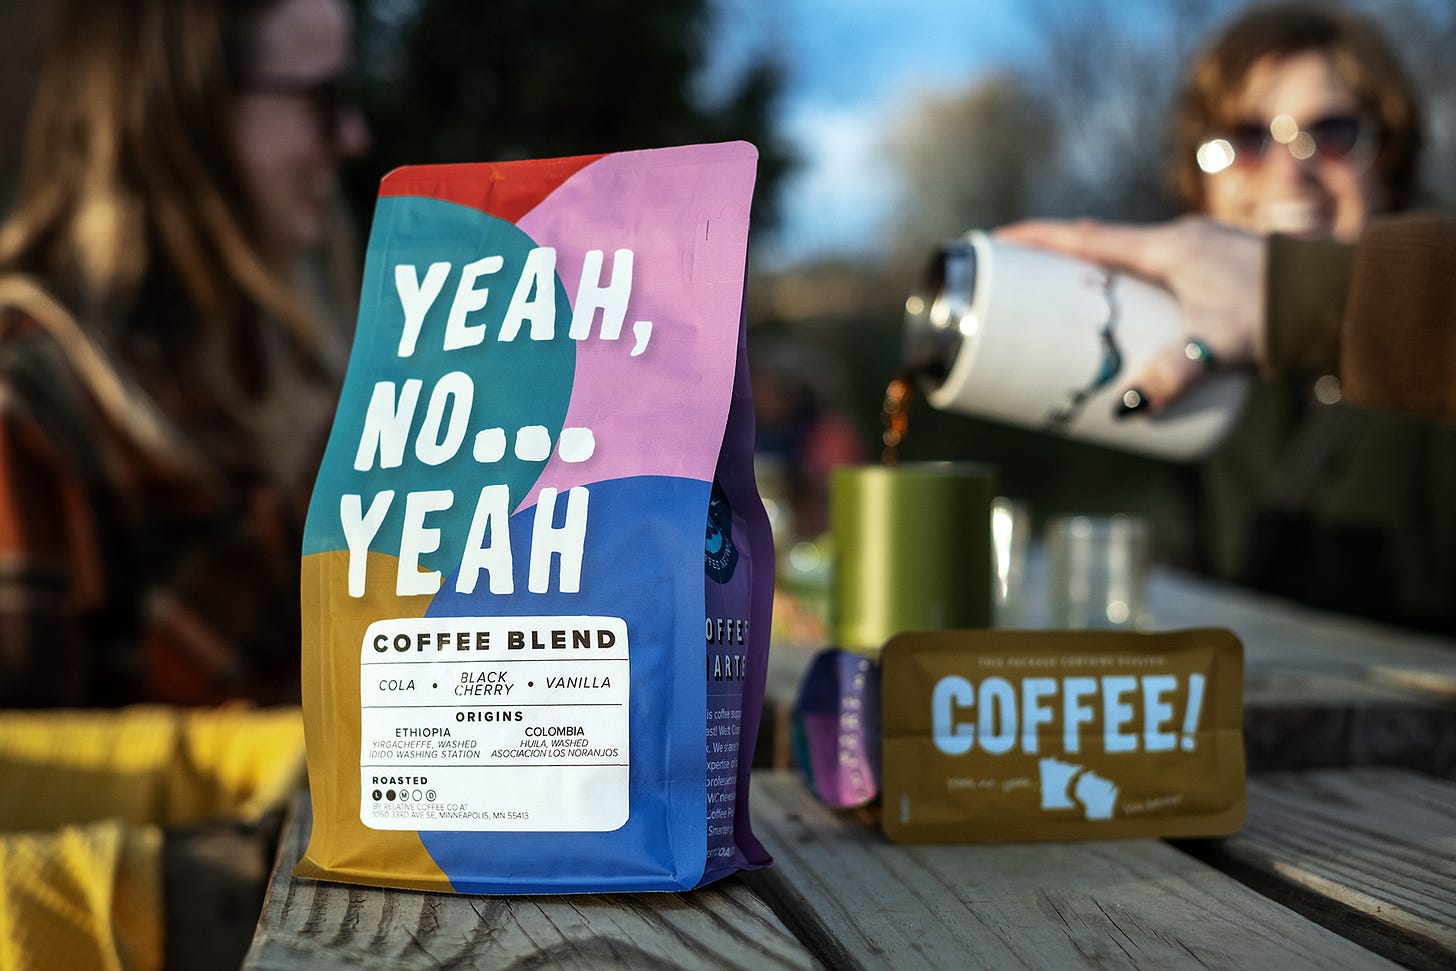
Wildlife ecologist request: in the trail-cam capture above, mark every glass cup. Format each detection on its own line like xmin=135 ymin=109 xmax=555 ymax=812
xmin=1044 ymin=514 xmax=1151 ymax=630
xmin=991 ymin=496 xmax=1031 ymax=628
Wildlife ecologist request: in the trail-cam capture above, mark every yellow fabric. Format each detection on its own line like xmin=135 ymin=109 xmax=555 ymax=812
xmin=0 ymin=821 xmax=163 ymax=971
xmin=0 ymin=705 xmax=305 ymax=971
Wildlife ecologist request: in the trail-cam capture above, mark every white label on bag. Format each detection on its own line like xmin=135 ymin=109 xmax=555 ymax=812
xmin=358 ymin=615 xmax=629 ymax=831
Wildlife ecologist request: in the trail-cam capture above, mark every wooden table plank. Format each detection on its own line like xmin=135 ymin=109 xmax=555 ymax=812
xmin=1146 ymin=568 xmax=1456 ymax=693
xmin=1240 ymin=666 xmax=1456 ymax=774
xmin=244 ymin=795 xmax=819 ymax=971
xmin=1182 ymin=768 xmax=1456 ymax=971
xmin=746 ymin=770 xmax=1397 ymax=971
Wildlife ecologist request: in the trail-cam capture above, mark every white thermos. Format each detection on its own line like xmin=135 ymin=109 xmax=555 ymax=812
xmin=902 ymin=231 xmax=1251 ymax=462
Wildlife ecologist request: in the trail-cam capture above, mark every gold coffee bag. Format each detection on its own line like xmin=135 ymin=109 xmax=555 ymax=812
xmin=881 ymin=629 xmax=1244 ymax=842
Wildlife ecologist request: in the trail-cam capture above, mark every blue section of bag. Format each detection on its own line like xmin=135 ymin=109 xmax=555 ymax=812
xmin=419 ymin=474 xmax=711 ymax=892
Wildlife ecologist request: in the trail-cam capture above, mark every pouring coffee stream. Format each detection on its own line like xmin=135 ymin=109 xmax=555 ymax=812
xmin=880 ymin=372 xmax=917 ymax=466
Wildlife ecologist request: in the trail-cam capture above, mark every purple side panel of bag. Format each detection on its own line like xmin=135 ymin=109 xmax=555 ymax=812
xmin=701 ymin=309 xmax=774 ymax=881
xmin=793 ymin=648 xmax=882 ymax=808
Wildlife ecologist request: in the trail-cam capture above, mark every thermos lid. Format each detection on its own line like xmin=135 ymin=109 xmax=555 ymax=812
xmin=901 ymin=237 xmax=978 ymax=390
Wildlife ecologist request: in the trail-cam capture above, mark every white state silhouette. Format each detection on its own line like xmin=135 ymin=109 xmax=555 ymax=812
xmin=1074 ymin=771 xmax=1119 ymax=820
xmin=1038 ymin=757 xmax=1080 ymax=810
xmin=1038 ymin=757 xmax=1121 ymax=821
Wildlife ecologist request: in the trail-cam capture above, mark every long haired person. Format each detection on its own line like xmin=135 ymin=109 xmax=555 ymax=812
xmin=0 ymin=0 xmax=370 ymax=705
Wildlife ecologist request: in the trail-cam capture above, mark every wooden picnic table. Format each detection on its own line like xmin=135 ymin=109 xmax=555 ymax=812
xmin=245 ymin=566 xmax=1456 ymax=970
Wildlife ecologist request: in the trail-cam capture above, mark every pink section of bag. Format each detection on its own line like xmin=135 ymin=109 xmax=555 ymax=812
xmin=517 ymin=143 xmax=758 ymax=509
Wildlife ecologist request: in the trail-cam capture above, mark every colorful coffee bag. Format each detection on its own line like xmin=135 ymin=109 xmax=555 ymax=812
xmin=296 ymin=142 xmax=773 ymax=892
xmin=881 ymin=629 xmax=1244 ymax=842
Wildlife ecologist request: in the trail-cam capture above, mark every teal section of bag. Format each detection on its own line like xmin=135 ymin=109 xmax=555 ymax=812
xmin=304 ymin=195 xmax=575 ymax=577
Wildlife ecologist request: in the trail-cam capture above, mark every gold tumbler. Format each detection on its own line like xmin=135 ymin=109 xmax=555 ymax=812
xmin=829 ymin=462 xmax=996 ymax=654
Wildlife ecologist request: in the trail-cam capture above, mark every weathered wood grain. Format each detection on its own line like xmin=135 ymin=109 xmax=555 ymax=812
xmin=746 ymin=771 xmax=1396 ymax=971
xmin=1241 ymin=666 xmax=1456 ymax=774
xmin=1146 ymin=568 xmax=1456 ymax=684
xmin=1182 ymin=768 xmax=1456 ymax=971
xmin=1144 ymin=569 xmax=1456 ymax=777
xmin=243 ymin=796 xmax=818 ymax=970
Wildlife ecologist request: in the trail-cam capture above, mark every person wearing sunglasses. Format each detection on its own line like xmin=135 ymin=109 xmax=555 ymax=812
xmin=0 ymin=0 xmax=370 ymax=707
xmin=1005 ymin=3 xmax=1456 ymax=636
xmin=1172 ymin=3 xmax=1420 ymax=243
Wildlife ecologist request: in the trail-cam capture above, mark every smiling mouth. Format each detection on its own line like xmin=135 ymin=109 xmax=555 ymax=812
xmin=1260 ymin=199 xmax=1330 ymax=236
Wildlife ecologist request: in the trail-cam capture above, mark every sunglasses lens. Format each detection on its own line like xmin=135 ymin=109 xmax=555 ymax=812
xmin=1201 ymin=114 xmax=1377 ymax=174
xmin=1305 ymin=116 xmax=1363 ymax=159
xmin=1226 ymin=124 xmax=1268 ymax=163
xmin=244 ymin=75 xmax=357 ymax=144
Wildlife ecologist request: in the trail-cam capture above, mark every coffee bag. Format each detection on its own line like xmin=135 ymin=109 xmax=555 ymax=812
xmin=296 ymin=142 xmax=773 ymax=892
xmin=881 ymin=628 xmax=1244 ymax=842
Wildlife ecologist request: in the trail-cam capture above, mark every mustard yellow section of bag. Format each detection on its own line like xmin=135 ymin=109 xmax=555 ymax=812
xmin=296 ymin=550 xmax=449 ymax=890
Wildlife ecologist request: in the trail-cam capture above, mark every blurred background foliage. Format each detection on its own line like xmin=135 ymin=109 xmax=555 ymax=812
xmin=340 ymin=0 xmax=795 ymax=234
xmin=0 ymin=0 xmax=1453 ymax=541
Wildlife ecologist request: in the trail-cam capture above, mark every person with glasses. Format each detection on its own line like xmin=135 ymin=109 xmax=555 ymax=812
xmin=1172 ymin=2 xmax=1420 ymax=243
xmin=0 ymin=0 xmax=371 ymax=707
xmin=1005 ymin=3 xmax=1456 ymax=635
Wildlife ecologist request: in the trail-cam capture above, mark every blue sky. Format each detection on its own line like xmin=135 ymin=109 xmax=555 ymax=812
xmin=706 ymin=0 xmax=1039 ymax=263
